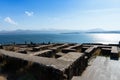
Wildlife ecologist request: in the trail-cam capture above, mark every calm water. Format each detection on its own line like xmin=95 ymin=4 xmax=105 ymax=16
xmin=0 ymin=33 xmax=120 ymax=44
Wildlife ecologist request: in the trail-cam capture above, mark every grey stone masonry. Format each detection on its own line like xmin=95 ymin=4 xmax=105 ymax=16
xmin=84 ymin=46 xmax=98 ymax=58
xmin=30 ymin=50 xmax=55 ymax=58
xmin=33 ymin=44 xmax=57 ymax=51
xmin=110 ymin=46 xmax=119 ymax=60
xmin=0 ymin=43 xmax=119 ymax=80
xmin=58 ymin=52 xmax=87 ymax=79
xmin=55 ymin=52 xmax=65 ymax=58
xmin=50 ymin=43 xmax=69 ymax=53
xmin=0 ymin=49 xmax=72 ymax=80
xmin=101 ymin=48 xmax=111 ymax=56
xmin=61 ymin=44 xmax=82 ymax=53
xmin=65 ymin=44 xmax=82 ymax=50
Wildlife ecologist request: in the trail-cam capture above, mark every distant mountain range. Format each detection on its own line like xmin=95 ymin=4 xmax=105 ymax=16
xmin=87 ymin=31 xmax=120 ymax=33
xmin=0 ymin=30 xmax=42 ymax=34
xmin=86 ymin=28 xmax=120 ymax=33
xmin=61 ymin=29 xmax=120 ymax=34
xmin=0 ymin=29 xmax=120 ymax=34
xmin=0 ymin=29 xmax=83 ymax=34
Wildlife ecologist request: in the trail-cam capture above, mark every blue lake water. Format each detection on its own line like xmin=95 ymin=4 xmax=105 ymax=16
xmin=0 ymin=33 xmax=120 ymax=44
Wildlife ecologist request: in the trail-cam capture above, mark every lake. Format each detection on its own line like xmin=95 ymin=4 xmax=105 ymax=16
xmin=0 ymin=33 xmax=120 ymax=44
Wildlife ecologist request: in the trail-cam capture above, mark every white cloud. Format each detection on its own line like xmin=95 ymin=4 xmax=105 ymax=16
xmin=25 ymin=11 xmax=34 ymax=16
xmin=4 ymin=17 xmax=17 ymax=25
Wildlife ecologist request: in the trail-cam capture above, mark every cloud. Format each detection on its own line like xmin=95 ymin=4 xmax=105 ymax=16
xmin=25 ymin=11 xmax=34 ymax=16
xmin=4 ymin=17 xmax=17 ymax=25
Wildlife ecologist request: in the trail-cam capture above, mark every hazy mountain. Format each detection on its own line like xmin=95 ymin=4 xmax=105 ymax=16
xmin=87 ymin=28 xmax=105 ymax=32
xmin=0 ymin=29 xmax=82 ymax=34
xmin=0 ymin=30 xmax=56 ymax=34
xmin=86 ymin=28 xmax=120 ymax=33
xmin=1 ymin=28 xmax=120 ymax=35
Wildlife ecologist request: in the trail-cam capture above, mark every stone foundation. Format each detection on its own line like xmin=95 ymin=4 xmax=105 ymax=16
xmin=0 ymin=43 xmax=119 ymax=80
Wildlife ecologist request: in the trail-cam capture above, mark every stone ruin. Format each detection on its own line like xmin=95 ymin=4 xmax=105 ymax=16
xmin=0 ymin=43 xmax=119 ymax=80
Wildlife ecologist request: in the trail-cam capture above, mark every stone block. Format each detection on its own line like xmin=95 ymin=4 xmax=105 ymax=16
xmin=58 ymin=52 xmax=87 ymax=79
xmin=101 ymin=48 xmax=111 ymax=56
xmin=84 ymin=46 xmax=98 ymax=58
xmin=110 ymin=46 xmax=119 ymax=60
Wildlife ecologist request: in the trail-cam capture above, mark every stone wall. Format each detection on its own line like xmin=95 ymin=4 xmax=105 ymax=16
xmin=58 ymin=52 xmax=87 ymax=79
xmin=0 ymin=43 xmax=119 ymax=80
xmin=84 ymin=46 xmax=98 ymax=59
xmin=0 ymin=49 xmax=72 ymax=80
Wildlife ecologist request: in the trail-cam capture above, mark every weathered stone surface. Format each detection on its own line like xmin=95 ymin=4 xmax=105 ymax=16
xmin=61 ymin=44 xmax=81 ymax=53
xmin=101 ymin=48 xmax=111 ymax=56
xmin=0 ymin=50 xmax=71 ymax=69
xmin=64 ymin=44 xmax=81 ymax=50
xmin=58 ymin=52 xmax=84 ymax=62
xmin=50 ymin=44 xmax=69 ymax=53
xmin=0 ymin=43 xmax=119 ymax=80
xmin=72 ymin=56 xmax=120 ymax=80
xmin=55 ymin=52 xmax=65 ymax=58
xmin=0 ymin=49 xmax=72 ymax=80
xmin=30 ymin=50 xmax=55 ymax=58
xmin=84 ymin=46 xmax=98 ymax=58
xmin=71 ymin=44 xmax=82 ymax=49
xmin=32 ymin=47 xmax=40 ymax=51
xmin=37 ymin=45 xmax=51 ymax=50
xmin=17 ymin=48 xmax=27 ymax=54
xmin=110 ymin=46 xmax=119 ymax=60
xmin=58 ymin=52 xmax=87 ymax=79
xmin=33 ymin=44 xmax=57 ymax=51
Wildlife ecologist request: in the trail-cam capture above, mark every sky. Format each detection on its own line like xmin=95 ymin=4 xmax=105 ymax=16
xmin=0 ymin=0 xmax=120 ymax=31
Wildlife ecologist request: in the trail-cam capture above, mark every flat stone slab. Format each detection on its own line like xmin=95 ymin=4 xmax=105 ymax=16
xmin=111 ymin=46 xmax=118 ymax=54
xmin=110 ymin=46 xmax=119 ymax=60
xmin=30 ymin=50 xmax=53 ymax=56
xmin=64 ymin=44 xmax=81 ymax=49
xmin=50 ymin=44 xmax=69 ymax=50
xmin=85 ymin=46 xmax=97 ymax=53
xmin=72 ymin=56 xmax=120 ymax=80
xmin=84 ymin=46 xmax=97 ymax=58
xmin=58 ymin=52 xmax=84 ymax=62
xmin=37 ymin=44 xmax=53 ymax=49
xmin=101 ymin=48 xmax=111 ymax=51
xmin=56 ymin=52 xmax=65 ymax=56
